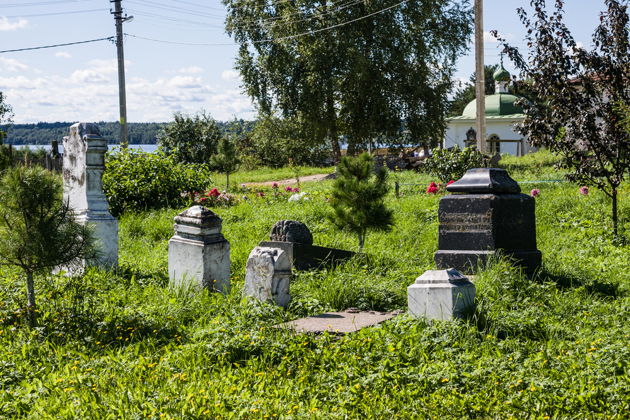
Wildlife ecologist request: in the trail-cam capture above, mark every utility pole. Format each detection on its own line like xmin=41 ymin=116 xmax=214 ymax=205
xmin=474 ymin=0 xmax=486 ymax=153
xmin=111 ymin=0 xmax=131 ymax=148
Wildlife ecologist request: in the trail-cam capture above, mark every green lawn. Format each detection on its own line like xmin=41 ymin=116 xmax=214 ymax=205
xmin=0 ymin=152 xmax=628 ymax=418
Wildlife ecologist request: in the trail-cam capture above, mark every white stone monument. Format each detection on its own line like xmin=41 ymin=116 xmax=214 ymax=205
xmin=243 ymin=247 xmax=291 ymax=308
xmin=407 ymin=268 xmax=475 ymax=321
xmin=62 ymin=122 xmax=118 ymax=272
xmin=168 ymin=206 xmax=230 ymax=293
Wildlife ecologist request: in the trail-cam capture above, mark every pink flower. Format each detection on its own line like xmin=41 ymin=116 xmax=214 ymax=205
xmin=579 ymin=186 xmax=589 ymax=195
xmin=285 ymin=186 xmax=293 ymax=192
xmin=272 ymin=182 xmax=279 ymax=189
xmin=447 ymin=180 xmax=455 ymax=186
xmin=530 ymin=189 xmax=540 ymax=197
xmin=208 ymin=188 xmax=220 ymax=198
xmin=293 ymin=188 xmax=300 ymax=193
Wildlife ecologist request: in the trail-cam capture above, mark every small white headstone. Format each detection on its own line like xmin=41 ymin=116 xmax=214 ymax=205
xmin=243 ymin=246 xmax=291 ymax=307
xmin=62 ymin=122 xmax=118 ymax=273
xmin=407 ymin=268 xmax=475 ymax=321
xmin=168 ymin=206 xmax=230 ymax=293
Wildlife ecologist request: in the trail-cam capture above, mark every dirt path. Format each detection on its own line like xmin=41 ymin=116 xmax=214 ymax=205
xmin=243 ymin=173 xmax=334 ymax=187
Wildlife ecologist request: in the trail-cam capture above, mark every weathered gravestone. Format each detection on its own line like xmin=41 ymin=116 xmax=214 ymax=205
xmin=168 ymin=206 xmax=230 ymax=293
xmin=408 ymin=268 xmax=475 ymax=321
xmin=259 ymin=220 xmax=354 ymax=270
xmin=277 ymin=309 xmax=399 ymax=334
xmin=62 ymin=122 xmax=118 ymax=272
xmin=434 ymin=168 xmax=542 ymax=275
xmin=243 ymin=247 xmax=291 ymax=307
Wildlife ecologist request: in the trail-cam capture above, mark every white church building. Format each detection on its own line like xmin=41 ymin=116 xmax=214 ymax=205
xmin=444 ymin=64 xmax=536 ymax=156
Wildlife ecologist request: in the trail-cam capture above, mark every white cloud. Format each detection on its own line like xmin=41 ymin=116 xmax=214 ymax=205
xmin=55 ymin=51 xmax=72 ymax=59
xmin=178 ymin=66 xmax=203 ymax=74
xmin=0 ymin=17 xmax=28 ymax=31
xmin=0 ymin=57 xmax=28 ymax=72
xmin=221 ymin=70 xmax=241 ymax=81
xmin=3 ymin=65 xmax=254 ymax=124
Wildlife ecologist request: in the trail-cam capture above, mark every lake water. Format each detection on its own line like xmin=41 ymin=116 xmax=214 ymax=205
xmin=11 ymin=144 xmax=159 ymax=154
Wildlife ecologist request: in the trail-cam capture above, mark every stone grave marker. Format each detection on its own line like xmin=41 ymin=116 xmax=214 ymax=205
xmin=259 ymin=220 xmax=354 ymax=270
xmin=408 ymin=269 xmax=475 ymax=321
xmin=276 ymin=309 xmax=399 ymax=334
xmin=243 ymin=246 xmax=291 ymax=307
xmin=62 ymin=122 xmax=118 ymax=273
xmin=434 ymin=168 xmax=542 ymax=275
xmin=168 ymin=206 xmax=230 ymax=293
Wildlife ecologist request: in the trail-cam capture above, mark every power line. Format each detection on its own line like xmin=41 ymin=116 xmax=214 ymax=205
xmin=2 ymin=8 xmax=106 ymax=18
xmin=0 ymin=36 xmax=114 ymax=54
xmin=127 ymin=0 xmax=225 ymax=19
xmin=0 ymin=0 xmax=93 ymax=8
xmin=125 ymin=0 xmax=411 ymax=46
xmin=125 ymin=33 xmax=234 ymax=46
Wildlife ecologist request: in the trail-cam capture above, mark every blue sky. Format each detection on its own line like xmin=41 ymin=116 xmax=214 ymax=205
xmin=0 ymin=0 xmax=611 ymax=124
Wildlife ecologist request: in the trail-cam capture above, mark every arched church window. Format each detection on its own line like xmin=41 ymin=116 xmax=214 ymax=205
xmin=488 ymin=134 xmax=501 ymax=153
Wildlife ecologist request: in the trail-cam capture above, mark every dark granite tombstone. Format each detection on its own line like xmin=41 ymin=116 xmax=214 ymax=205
xmin=259 ymin=220 xmax=354 ymax=270
xmin=434 ymin=168 xmax=542 ymax=275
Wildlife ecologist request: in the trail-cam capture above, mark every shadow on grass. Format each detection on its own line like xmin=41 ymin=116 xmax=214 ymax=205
xmin=2 ymin=306 xmax=184 ymax=351
xmin=464 ymin=306 xmax=554 ymax=341
xmin=115 ymin=263 xmax=169 ymax=288
xmin=534 ymin=268 xmax=620 ymax=299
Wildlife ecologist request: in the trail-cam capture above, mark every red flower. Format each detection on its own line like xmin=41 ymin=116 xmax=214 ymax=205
xmin=447 ymin=180 xmax=455 ymax=186
xmin=208 ymin=188 xmax=220 ymax=198
xmin=426 ymin=185 xmax=439 ymax=194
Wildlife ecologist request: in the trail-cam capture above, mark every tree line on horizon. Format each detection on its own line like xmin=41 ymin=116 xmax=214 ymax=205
xmin=0 ymin=120 xmax=256 ymax=146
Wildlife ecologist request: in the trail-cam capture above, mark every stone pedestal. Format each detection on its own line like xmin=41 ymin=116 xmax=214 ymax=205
xmin=168 ymin=206 xmax=230 ymax=293
xmin=62 ymin=122 xmax=118 ymax=272
xmin=408 ymin=269 xmax=475 ymax=321
xmin=434 ymin=168 xmax=542 ymax=275
xmin=243 ymin=247 xmax=291 ymax=307
xmin=259 ymin=220 xmax=354 ymax=270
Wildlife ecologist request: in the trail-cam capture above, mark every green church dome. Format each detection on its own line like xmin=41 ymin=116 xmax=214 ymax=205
xmin=461 ymin=93 xmax=525 ymax=118
xmin=493 ymin=65 xmax=511 ymax=82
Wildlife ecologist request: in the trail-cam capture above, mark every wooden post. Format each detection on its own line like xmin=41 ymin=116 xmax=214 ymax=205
xmin=474 ymin=0 xmax=486 ymax=153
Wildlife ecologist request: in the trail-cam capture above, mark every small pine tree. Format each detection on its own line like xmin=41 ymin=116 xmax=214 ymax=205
xmin=328 ymin=153 xmax=393 ymax=251
xmin=0 ymin=166 xmax=95 ymax=325
xmin=211 ymin=137 xmax=241 ymax=191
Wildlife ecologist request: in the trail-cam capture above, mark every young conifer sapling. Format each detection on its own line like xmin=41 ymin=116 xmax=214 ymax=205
xmin=328 ymin=153 xmax=393 ymax=251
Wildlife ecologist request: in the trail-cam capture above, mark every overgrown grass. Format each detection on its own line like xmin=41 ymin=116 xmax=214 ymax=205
xmin=0 ymin=153 xmax=628 ymax=418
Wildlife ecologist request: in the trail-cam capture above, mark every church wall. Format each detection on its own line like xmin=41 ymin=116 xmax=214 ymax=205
xmin=444 ymin=119 xmax=534 ymax=156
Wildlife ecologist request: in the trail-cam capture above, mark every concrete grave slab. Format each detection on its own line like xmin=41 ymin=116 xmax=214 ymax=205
xmin=276 ymin=310 xmax=400 ymax=334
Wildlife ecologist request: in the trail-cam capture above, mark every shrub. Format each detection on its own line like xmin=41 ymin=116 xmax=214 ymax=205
xmin=422 ymin=146 xmax=485 ymax=183
xmin=250 ymin=114 xmax=330 ymax=167
xmin=158 ymin=111 xmax=223 ymax=164
xmin=0 ymin=145 xmax=10 ymax=172
xmin=103 ymin=148 xmax=211 ymax=216
xmin=0 ymin=166 xmax=94 ymax=325
xmin=328 ymin=153 xmax=393 ymax=251
xmin=210 ymin=137 xmax=241 ymax=191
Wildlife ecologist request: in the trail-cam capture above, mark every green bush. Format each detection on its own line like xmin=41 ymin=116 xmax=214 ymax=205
xmin=422 ymin=146 xmax=485 ymax=182
xmin=103 ymin=148 xmax=211 ymax=216
xmin=250 ymin=114 xmax=330 ymax=167
xmin=157 ymin=111 xmax=223 ymax=164
xmin=0 ymin=145 xmax=10 ymax=172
